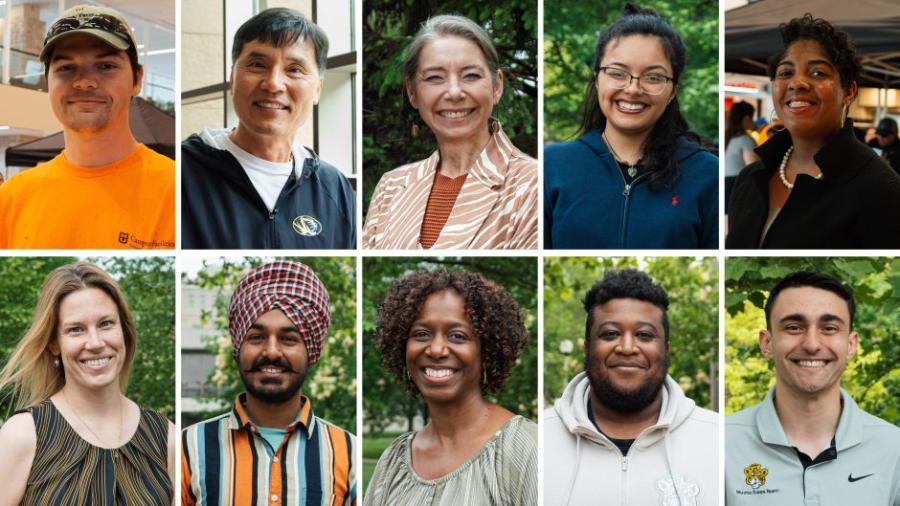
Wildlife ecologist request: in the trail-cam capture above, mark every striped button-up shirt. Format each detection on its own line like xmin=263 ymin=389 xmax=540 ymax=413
xmin=182 ymin=395 xmax=357 ymax=506
xmin=363 ymin=123 xmax=537 ymax=250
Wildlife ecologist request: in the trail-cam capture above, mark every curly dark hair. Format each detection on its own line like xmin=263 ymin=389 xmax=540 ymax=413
xmin=582 ymin=269 xmax=670 ymax=341
xmin=375 ymin=269 xmax=527 ymax=397
xmin=577 ymin=3 xmax=702 ymax=191
xmin=767 ymin=14 xmax=862 ymax=92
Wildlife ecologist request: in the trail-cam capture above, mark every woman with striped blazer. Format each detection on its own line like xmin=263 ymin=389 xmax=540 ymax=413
xmin=363 ymin=14 xmax=538 ymax=250
xmin=0 ymin=263 xmax=174 ymax=505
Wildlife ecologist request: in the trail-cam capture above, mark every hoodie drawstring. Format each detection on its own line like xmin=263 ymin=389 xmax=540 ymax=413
xmin=562 ymin=433 xmax=583 ymax=506
xmin=662 ymin=435 xmax=683 ymax=506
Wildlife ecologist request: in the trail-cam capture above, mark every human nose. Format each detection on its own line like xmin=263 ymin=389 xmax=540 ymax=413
xmin=444 ymin=76 xmax=465 ymax=100
xmin=623 ymin=75 xmax=643 ymax=94
xmin=84 ymin=326 xmax=104 ymax=349
xmin=72 ymin=70 xmax=98 ymax=90
xmin=800 ymin=329 xmax=822 ymax=353
xmin=615 ymin=333 xmax=639 ymax=354
xmin=425 ymin=334 xmax=449 ymax=358
xmin=262 ymin=334 xmax=283 ymax=357
xmin=787 ymin=73 xmax=811 ymax=91
xmin=260 ymin=68 xmax=286 ymax=93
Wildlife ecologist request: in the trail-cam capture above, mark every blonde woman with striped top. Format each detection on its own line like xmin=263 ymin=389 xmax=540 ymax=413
xmin=0 ymin=263 xmax=174 ymax=505
xmin=363 ymin=14 xmax=537 ymax=250
xmin=366 ymin=270 xmax=537 ymax=506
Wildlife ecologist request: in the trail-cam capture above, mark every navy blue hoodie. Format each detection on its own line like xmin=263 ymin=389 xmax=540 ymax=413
xmin=544 ymin=130 xmax=718 ymax=249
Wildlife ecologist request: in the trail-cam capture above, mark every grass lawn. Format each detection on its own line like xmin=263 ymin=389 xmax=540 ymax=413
xmin=362 ymin=433 xmax=403 ymax=497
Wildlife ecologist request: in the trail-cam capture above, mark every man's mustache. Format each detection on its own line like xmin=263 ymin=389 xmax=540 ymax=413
xmin=243 ymin=357 xmax=301 ymax=373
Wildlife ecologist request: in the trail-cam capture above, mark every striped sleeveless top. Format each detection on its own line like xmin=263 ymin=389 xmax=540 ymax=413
xmin=20 ymin=399 xmax=173 ymax=505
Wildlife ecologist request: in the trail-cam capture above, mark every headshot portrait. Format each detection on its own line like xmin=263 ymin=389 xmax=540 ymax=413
xmin=362 ymin=257 xmax=538 ymax=505
xmin=724 ymin=6 xmax=900 ymax=248
xmin=0 ymin=257 xmax=176 ymax=504
xmin=362 ymin=3 xmax=538 ymax=250
xmin=725 ymin=257 xmax=900 ymax=504
xmin=180 ymin=257 xmax=357 ymax=505
xmin=543 ymin=1 xmax=718 ymax=249
xmin=0 ymin=3 xmax=175 ymax=249
xmin=543 ymin=257 xmax=719 ymax=505
xmin=181 ymin=3 xmax=357 ymax=249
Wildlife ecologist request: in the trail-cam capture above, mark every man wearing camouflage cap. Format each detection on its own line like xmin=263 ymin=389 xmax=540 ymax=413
xmin=0 ymin=4 xmax=174 ymax=249
xmin=182 ymin=260 xmax=357 ymax=506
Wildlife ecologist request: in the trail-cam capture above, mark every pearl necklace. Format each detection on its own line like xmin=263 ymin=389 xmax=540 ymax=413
xmin=778 ymin=146 xmax=824 ymax=189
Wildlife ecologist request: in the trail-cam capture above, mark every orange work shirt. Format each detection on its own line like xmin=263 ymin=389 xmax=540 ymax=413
xmin=0 ymin=144 xmax=175 ymax=249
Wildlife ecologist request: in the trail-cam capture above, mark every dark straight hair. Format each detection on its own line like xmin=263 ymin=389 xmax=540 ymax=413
xmin=576 ymin=3 xmax=699 ymax=190
xmin=231 ymin=7 xmax=329 ymax=75
xmin=764 ymin=272 xmax=856 ymax=330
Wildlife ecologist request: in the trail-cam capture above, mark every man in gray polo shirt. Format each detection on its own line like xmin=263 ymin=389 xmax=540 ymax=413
xmin=726 ymin=272 xmax=900 ymax=505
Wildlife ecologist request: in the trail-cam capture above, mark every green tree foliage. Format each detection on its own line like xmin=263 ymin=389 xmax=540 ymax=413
xmin=362 ymin=1 xmax=537 ymax=218
xmin=183 ymin=257 xmax=357 ymax=432
xmin=362 ymin=256 xmax=538 ymax=436
xmin=725 ymin=257 xmax=900 ymax=424
xmin=544 ymin=256 xmax=718 ymax=410
xmin=543 ymin=0 xmax=718 ymax=143
xmin=0 ymin=257 xmax=175 ymax=420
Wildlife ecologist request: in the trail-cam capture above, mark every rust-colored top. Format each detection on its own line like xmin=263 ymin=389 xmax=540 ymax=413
xmin=420 ymin=171 xmax=468 ymax=249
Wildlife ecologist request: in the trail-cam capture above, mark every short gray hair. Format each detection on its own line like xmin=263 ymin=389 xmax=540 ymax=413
xmin=403 ymin=14 xmax=500 ymax=86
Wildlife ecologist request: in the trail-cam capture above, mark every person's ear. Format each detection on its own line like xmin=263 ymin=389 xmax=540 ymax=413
xmin=758 ymin=329 xmax=773 ymax=358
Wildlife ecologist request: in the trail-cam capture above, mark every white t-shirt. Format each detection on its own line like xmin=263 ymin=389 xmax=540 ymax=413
xmin=200 ymin=128 xmax=309 ymax=212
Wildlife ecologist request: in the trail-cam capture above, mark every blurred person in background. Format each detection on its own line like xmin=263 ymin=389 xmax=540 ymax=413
xmin=724 ymin=101 xmax=760 ymax=214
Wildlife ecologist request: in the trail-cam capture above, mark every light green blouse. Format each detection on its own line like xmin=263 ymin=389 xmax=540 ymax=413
xmin=365 ymin=415 xmax=537 ymax=506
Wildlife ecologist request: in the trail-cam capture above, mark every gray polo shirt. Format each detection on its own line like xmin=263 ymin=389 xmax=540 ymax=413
xmin=726 ymin=388 xmax=900 ymax=505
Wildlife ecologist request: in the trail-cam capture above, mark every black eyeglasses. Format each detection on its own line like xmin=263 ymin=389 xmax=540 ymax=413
xmin=597 ymin=66 xmax=674 ymax=95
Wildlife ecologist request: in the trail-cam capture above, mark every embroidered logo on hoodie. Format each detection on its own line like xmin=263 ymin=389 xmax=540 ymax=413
xmin=657 ymin=474 xmax=699 ymax=506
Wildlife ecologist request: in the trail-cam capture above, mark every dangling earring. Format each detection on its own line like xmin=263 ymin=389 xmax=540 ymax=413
xmin=482 ymin=367 xmax=488 ymax=389
xmin=53 ymin=357 xmax=60 ymax=367
xmin=411 ymin=123 xmax=420 ymax=138
xmin=840 ymin=105 xmax=849 ymax=127
xmin=769 ymin=109 xmax=785 ymax=132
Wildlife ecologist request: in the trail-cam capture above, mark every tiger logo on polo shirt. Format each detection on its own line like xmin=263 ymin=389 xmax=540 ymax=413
xmin=744 ymin=463 xmax=768 ymax=490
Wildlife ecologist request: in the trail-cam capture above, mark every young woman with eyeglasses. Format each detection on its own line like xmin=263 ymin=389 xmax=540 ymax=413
xmin=544 ymin=3 xmax=718 ymax=249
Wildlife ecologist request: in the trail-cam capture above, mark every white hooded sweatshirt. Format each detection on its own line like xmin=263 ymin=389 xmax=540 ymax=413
xmin=544 ymin=372 xmax=718 ymax=506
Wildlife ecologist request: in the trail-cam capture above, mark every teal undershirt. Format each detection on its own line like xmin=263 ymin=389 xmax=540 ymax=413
xmin=257 ymin=426 xmax=288 ymax=456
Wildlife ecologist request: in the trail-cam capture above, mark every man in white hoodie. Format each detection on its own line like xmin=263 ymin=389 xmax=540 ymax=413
xmin=544 ymin=269 xmax=719 ymax=506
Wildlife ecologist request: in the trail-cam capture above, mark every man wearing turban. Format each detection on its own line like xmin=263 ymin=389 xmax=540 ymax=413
xmin=181 ymin=260 xmax=358 ymax=506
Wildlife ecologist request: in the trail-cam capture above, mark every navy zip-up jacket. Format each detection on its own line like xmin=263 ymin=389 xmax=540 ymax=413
xmin=181 ymin=134 xmax=356 ymax=249
xmin=544 ymin=130 xmax=718 ymax=249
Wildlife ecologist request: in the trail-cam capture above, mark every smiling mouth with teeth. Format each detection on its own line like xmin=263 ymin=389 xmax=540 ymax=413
xmin=787 ymin=101 xmax=814 ymax=108
xmin=81 ymin=357 xmax=113 ymax=367
xmin=616 ymin=101 xmax=647 ymax=111
xmin=259 ymin=366 xmax=287 ymax=373
xmin=424 ymin=368 xmax=454 ymax=378
xmin=255 ymin=101 xmax=288 ymax=110
xmin=794 ymin=359 xmax=828 ymax=368
xmin=439 ymin=110 xmax=473 ymax=119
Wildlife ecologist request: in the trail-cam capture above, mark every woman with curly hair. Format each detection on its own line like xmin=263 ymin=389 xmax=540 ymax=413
xmin=727 ymin=14 xmax=900 ymax=248
xmin=365 ymin=269 xmax=536 ymax=506
xmin=544 ymin=3 xmax=718 ymax=249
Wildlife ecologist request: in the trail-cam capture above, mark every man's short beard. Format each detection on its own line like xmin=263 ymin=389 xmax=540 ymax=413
xmin=240 ymin=358 xmax=308 ymax=403
xmin=585 ymin=351 xmax=668 ymax=413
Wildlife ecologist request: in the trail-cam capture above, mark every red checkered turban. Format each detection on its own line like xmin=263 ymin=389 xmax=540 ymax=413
xmin=228 ymin=261 xmax=331 ymax=365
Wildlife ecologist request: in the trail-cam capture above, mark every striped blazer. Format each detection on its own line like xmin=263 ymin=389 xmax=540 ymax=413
xmin=181 ymin=394 xmax=357 ymax=506
xmin=363 ymin=125 xmax=537 ymax=249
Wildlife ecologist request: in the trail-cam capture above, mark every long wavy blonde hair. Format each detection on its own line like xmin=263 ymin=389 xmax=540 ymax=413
xmin=0 ymin=263 xmax=137 ymax=410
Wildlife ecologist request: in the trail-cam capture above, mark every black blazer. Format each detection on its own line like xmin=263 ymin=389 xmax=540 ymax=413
xmin=726 ymin=123 xmax=900 ymax=249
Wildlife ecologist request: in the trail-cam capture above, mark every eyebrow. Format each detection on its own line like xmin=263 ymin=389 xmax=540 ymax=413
xmin=51 ymin=49 xmax=125 ymax=64
xmin=597 ymin=320 xmax=660 ymax=331
xmin=777 ymin=59 xmax=835 ymax=69
xmin=604 ymin=61 xmax=669 ymax=72
xmin=818 ymin=314 xmax=847 ymax=325
xmin=249 ymin=323 xmax=300 ymax=333
xmin=420 ymin=64 xmax=485 ymax=74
